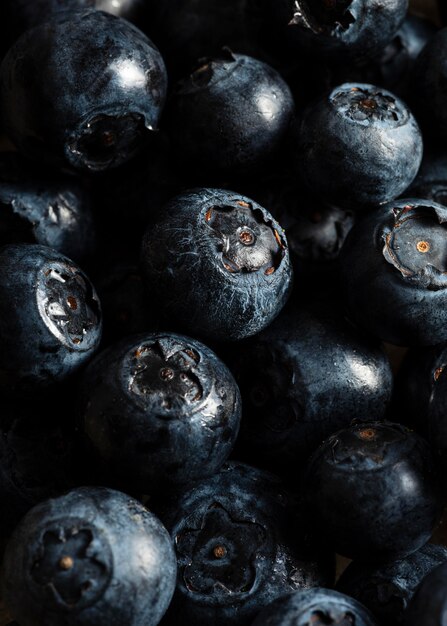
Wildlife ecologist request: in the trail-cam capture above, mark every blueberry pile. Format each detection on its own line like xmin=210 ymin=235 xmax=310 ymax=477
xmin=1 ymin=1 xmax=447 ymax=625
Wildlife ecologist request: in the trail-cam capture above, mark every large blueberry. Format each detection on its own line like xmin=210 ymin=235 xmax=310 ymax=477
xmin=252 ymin=589 xmax=378 ymax=626
xmin=1 ymin=487 xmax=177 ymax=626
xmin=295 ymin=83 xmax=423 ymax=209
xmin=0 ymin=10 xmax=167 ymax=172
xmin=158 ymin=462 xmax=334 ymax=625
xmin=79 ymin=333 xmax=241 ymax=492
xmin=228 ymin=298 xmax=393 ymax=477
xmin=340 ymin=199 xmax=447 ymax=346
xmin=404 ymin=561 xmax=447 ymax=625
xmin=0 ymin=244 xmax=102 ymax=392
xmin=304 ymin=422 xmax=442 ymax=562
xmin=141 ymin=189 xmax=293 ymax=341
xmin=166 ymin=51 xmax=295 ymax=174
xmin=0 ymin=152 xmax=95 ymax=262
xmin=337 ymin=543 xmax=447 ymax=625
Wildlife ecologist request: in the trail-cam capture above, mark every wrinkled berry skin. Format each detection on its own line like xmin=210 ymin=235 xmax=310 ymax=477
xmin=267 ymin=0 xmax=408 ymax=60
xmin=167 ymin=52 xmax=295 ymax=174
xmin=141 ymin=189 xmax=293 ymax=341
xmin=337 ymin=543 xmax=447 ymax=625
xmin=340 ymin=199 xmax=447 ymax=346
xmin=296 ymin=83 xmax=422 ymax=209
xmin=158 ymin=462 xmax=334 ymax=626
xmin=0 ymin=10 xmax=167 ymax=172
xmin=79 ymin=333 xmax=241 ymax=492
xmin=304 ymin=422 xmax=442 ymax=562
xmin=2 ymin=487 xmax=177 ymax=626
xmin=0 ymin=244 xmax=102 ymax=393
xmin=0 ymin=153 xmax=94 ymax=262
xmin=228 ymin=299 xmax=393 ymax=477
xmin=404 ymin=562 xmax=447 ymax=625
xmin=252 ymin=589 xmax=378 ymax=626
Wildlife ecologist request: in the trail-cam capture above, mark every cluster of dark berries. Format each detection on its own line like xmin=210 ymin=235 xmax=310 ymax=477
xmin=0 ymin=0 xmax=447 ymax=625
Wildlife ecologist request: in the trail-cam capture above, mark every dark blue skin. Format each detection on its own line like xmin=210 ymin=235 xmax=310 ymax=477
xmin=0 ymin=10 xmax=167 ymax=172
xmin=295 ymin=83 xmax=423 ymax=209
xmin=428 ymin=365 xmax=447 ymax=493
xmin=0 ymin=244 xmax=102 ymax=393
xmin=340 ymin=199 xmax=447 ymax=346
xmin=0 ymin=152 xmax=95 ymax=263
xmin=1 ymin=487 xmax=177 ymax=626
xmin=265 ymin=0 xmax=408 ymax=60
xmin=404 ymin=562 xmax=447 ymax=625
xmin=166 ymin=51 xmax=295 ymax=175
xmin=158 ymin=462 xmax=335 ymax=626
xmin=79 ymin=333 xmax=241 ymax=492
xmin=337 ymin=543 xmax=447 ymax=625
xmin=407 ymin=151 xmax=447 ymax=207
xmin=251 ymin=589 xmax=378 ymax=626
xmin=140 ymin=189 xmax=293 ymax=342
xmin=304 ymin=422 xmax=442 ymax=562
xmin=227 ymin=298 xmax=393 ymax=477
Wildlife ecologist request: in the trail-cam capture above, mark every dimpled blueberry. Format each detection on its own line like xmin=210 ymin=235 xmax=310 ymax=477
xmin=1 ymin=487 xmax=177 ymax=626
xmin=158 ymin=462 xmax=334 ymax=626
xmin=140 ymin=189 xmax=293 ymax=341
xmin=166 ymin=52 xmax=295 ymax=174
xmin=79 ymin=333 xmax=241 ymax=492
xmin=267 ymin=0 xmax=408 ymax=59
xmin=0 ymin=10 xmax=167 ymax=172
xmin=337 ymin=544 xmax=447 ymax=625
xmin=304 ymin=422 xmax=442 ymax=562
xmin=296 ymin=83 xmax=423 ymax=209
xmin=252 ymin=589 xmax=378 ymax=626
xmin=0 ymin=244 xmax=102 ymax=392
xmin=340 ymin=199 xmax=447 ymax=346
xmin=404 ymin=561 xmax=447 ymax=625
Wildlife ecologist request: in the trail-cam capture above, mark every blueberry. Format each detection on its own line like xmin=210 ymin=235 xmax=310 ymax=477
xmin=141 ymin=189 xmax=293 ymax=341
xmin=251 ymin=588 xmax=378 ymax=625
xmin=166 ymin=51 xmax=295 ymax=174
xmin=158 ymin=462 xmax=334 ymax=626
xmin=265 ymin=0 xmax=408 ymax=60
xmin=337 ymin=543 xmax=447 ymax=625
xmin=304 ymin=422 xmax=442 ymax=562
xmin=1 ymin=487 xmax=177 ymax=626
xmin=228 ymin=298 xmax=393 ymax=477
xmin=0 ymin=10 xmax=167 ymax=172
xmin=340 ymin=199 xmax=447 ymax=346
xmin=0 ymin=152 xmax=95 ymax=262
xmin=407 ymin=151 xmax=447 ymax=207
xmin=404 ymin=561 xmax=447 ymax=625
xmin=0 ymin=244 xmax=102 ymax=393
xmin=79 ymin=333 xmax=241 ymax=492
xmin=295 ymin=83 xmax=423 ymax=209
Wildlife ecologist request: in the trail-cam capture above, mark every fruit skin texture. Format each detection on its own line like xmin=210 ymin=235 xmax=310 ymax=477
xmin=1 ymin=487 xmax=177 ymax=626
xmin=0 ymin=244 xmax=102 ymax=393
xmin=167 ymin=52 xmax=295 ymax=174
xmin=228 ymin=299 xmax=393 ymax=477
xmin=158 ymin=462 xmax=334 ymax=626
xmin=404 ymin=561 xmax=447 ymax=626
xmin=340 ymin=199 xmax=447 ymax=346
xmin=0 ymin=10 xmax=167 ymax=172
xmin=304 ymin=422 xmax=442 ymax=562
xmin=141 ymin=189 xmax=293 ymax=341
xmin=296 ymin=83 xmax=423 ymax=209
xmin=79 ymin=332 xmax=241 ymax=492
xmin=408 ymin=151 xmax=447 ymax=207
xmin=251 ymin=588 xmax=378 ymax=626
xmin=337 ymin=543 xmax=447 ymax=625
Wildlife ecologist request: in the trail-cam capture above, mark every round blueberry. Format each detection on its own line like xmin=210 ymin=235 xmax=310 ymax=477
xmin=1 ymin=487 xmax=177 ymax=626
xmin=296 ymin=83 xmax=423 ymax=209
xmin=0 ymin=244 xmax=102 ymax=392
xmin=140 ymin=189 xmax=293 ymax=341
xmin=404 ymin=561 xmax=447 ymax=625
xmin=408 ymin=151 xmax=447 ymax=207
xmin=304 ymin=422 xmax=442 ymax=562
xmin=252 ymin=588 xmax=378 ymax=626
xmin=158 ymin=462 xmax=334 ymax=626
xmin=0 ymin=10 xmax=167 ymax=172
xmin=340 ymin=199 xmax=447 ymax=346
xmin=79 ymin=332 xmax=241 ymax=492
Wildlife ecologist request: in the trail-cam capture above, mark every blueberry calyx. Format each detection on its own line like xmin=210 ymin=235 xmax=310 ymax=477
xmin=290 ymin=0 xmax=355 ymax=34
xmin=331 ymin=85 xmax=404 ymax=124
